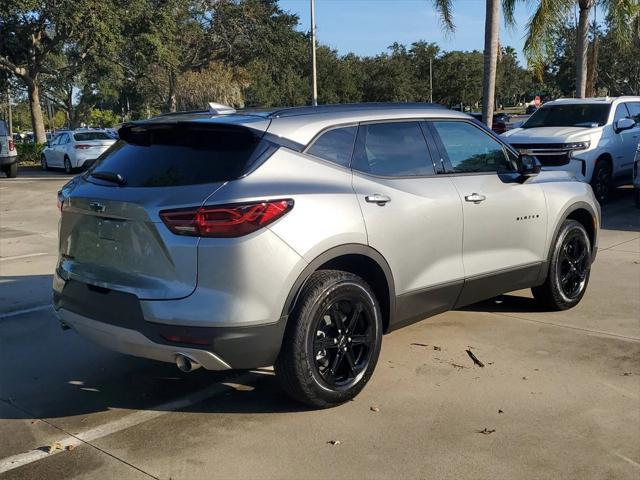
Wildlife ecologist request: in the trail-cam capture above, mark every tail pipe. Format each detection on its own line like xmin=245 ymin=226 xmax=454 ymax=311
xmin=175 ymin=354 xmax=201 ymax=373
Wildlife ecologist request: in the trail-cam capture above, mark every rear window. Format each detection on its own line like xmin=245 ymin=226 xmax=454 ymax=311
xmin=88 ymin=123 xmax=266 ymax=187
xmin=74 ymin=132 xmax=111 ymax=141
xmin=0 ymin=121 xmax=7 ymax=136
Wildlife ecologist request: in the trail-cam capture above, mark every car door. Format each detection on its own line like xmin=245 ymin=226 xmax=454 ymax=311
xmin=350 ymin=120 xmax=464 ymax=329
xmin=611 ymin=103 xmax=639 ymax=178
xmin=48 ymin=135 xmax=62 ymax=165
xmin=53 ymin=134 xmax=69 ymax=166
xmin=425 ymin=119 xmax=548 ymax=307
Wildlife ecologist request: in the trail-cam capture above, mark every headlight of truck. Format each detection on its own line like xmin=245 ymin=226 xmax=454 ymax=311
xmin=565 ymin=140 xmax=591 ymax=151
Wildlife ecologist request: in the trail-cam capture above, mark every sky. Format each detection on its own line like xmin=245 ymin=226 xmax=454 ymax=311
xmin=278 ymin=0 xmax=536 ymax=64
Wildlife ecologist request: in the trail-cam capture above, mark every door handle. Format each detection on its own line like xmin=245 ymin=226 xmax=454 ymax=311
xmin=464 ymin=193 xmax=486 ymax=204
xmin=365 ymin=194 xmax=391 ymax=205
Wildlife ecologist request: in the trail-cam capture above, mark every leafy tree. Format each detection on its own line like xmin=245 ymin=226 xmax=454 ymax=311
xmin=0 ymin=0 xmax=119 ymax=142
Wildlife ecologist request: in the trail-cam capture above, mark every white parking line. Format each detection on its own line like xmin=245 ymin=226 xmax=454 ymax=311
xmin=0 ymin=370 xmax=268 ymax=474
xmin=0 ymin=252 xmax=49 ymax=262
xmin=0 ymin=304 xmax=52 ymax=320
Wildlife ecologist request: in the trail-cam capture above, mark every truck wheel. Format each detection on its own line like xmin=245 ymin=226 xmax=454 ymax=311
xmin=590 ymin=160 xmax=611 ymax=204
xmin=275 ymin=270 xmax=383 ymax=408
xmin=532 ymin=219 xmax=591 ymax=311
xmin=4 ymin=162 xmax=17 ymax=178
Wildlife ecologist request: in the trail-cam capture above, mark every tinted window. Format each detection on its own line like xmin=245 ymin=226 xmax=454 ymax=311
xmin=0 ymin=121 xmax=7 ymax=136
xmin=60 ymin=134 xmax=69 ymax=144
xmin=352 ymin=122 xmax=434 ymax=177
xmin=431 ymin=121 xmax=515 ymax=173
xmin=522 ymin=104 xmax=610 ymax=128
xmin=306 ymin=126 xmax=357 ymax=167
xmin=627 ymin=103 xmax=640 ymax=126
xmin=74 ymin=132 xmax=111 ymax=141
xmin=614 ymin=103 xmax=630 ymax=122
xmin=88 ymin=124 xmax=265 ymax=187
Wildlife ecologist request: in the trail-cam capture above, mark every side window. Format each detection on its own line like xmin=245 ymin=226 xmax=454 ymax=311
xmin=626 ymin=103 xmax=640 ymax=126
xmin=431 ymin=121 xmax=516 ymax=173
xmin=306 ymin=126 xmax=357 ymax=167
xmin=352 ymin=122 xmax=435 ymax=177
xmin=60 ymin=134 xmax=69 ymax=145
xmin=614 ymin=103 xmax=630 ymax=122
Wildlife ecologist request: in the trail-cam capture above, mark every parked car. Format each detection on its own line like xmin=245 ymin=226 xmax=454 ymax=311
xmin=503 ymin=97 xmax=640 ymax=203
xmin=469 ymin=112 xmax=510 ymax=134
xmin=0 ymin=120 xmax=18 ymax=178
xmin=41 ymin=130 xmax=116 ymax=173
xmin=634 ymin=142 xmax=640 ymax=208
xmin=54 ymin=103 xmax=600 ymax=408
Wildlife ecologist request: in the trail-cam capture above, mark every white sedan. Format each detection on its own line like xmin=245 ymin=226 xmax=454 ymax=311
xmin=41 ymin=130 xmax=116 ymax=173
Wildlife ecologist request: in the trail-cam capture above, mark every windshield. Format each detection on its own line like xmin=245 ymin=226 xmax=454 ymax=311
xmin=522 ymin=104 xmax=610 ymax=128
xmin=74 ymin=131 xmax=111 ymax=141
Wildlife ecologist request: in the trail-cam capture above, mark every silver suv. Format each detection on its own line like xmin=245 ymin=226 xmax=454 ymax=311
xmin=54 ymin=104 xmax=600 ymax=407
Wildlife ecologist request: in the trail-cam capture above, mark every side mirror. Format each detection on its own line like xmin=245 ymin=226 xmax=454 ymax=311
xmin=615 ymin=118 xmax=635 ymax=133
xmin=518 ymin=154 xmax=542 ymax=180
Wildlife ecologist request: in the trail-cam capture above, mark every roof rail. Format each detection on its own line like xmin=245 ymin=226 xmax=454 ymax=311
xmin=268 ymin=102 xmax=446 ymax=118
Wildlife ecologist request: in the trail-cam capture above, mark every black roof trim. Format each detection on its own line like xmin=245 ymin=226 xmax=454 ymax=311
xmin=267 ymin=102 xmax=446 ymax=119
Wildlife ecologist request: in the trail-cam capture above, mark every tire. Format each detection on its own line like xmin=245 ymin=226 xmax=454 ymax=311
xmin=275 ymin=270 xmax=383 ymax=408
xmin=4 ymin=162 xmax=17 ymax=178
xmin=590 ymin=159 xmax=612 ymax=204
xmin=532 ymin=219 xmax=592 ymax=311
xmin=41 ymin=154 xmax=49 ymax=171
xmin=64 ymin=156 xmax=73 ymax=174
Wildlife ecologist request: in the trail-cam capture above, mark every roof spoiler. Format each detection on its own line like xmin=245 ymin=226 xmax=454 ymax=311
xmin=208 ymin=102 xmax=236 ymax=115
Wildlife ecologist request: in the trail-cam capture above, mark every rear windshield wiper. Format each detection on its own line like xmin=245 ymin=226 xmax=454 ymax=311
xmin=89 ymin=171 xmax=127 ymax=186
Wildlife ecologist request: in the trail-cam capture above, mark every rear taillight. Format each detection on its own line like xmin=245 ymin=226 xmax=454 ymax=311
xmin=74 ymin=144 xmax=91 ymax=149
xmin=8 ymin=140 xmax=14 ymax=151
xmin=57 ymin=191 xmax=64 ymax=212
xmin=160 ymin=199 xmax=294 ymax=238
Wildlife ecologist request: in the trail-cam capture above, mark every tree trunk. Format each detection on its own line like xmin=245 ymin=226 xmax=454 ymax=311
xmin=27 ymin=79 xmax=46 ymax=144
xmin=586 ymin=36 xmax=599 ymax=97
xmin=575 ymin=3 xmax=592 ymax=98
xmin=167 ymin=71 xmax=178 ymax=112
xmin=482 ymin=0 xmax=500 ymax=128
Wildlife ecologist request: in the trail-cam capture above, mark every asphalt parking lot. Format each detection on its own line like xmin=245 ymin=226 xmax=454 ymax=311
xmin=1 ymin=168 xmax=639 ymax=480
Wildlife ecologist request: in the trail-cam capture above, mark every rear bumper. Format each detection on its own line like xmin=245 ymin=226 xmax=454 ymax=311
xmin=57 ymin=309 xmax=232 ymax=370
xmin=53 ymin=277 xmax=288 ymax=370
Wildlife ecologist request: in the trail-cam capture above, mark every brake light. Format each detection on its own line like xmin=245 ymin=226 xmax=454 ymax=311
xmin=160 ymin=199 xmax=294 ymax=238
xmin=8 ymin=140 xmax=14 ymax=151
xmin=74 ymin=144 xmax=92 ymax=149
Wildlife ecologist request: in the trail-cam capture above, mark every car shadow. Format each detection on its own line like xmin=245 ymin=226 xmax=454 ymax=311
xmin=601 ymin=186 xmax=639 ymax=233
xmin=459 ymin=294 xmax=547 ymax=314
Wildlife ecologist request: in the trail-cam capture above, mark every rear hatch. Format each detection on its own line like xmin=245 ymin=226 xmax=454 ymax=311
xmin=0 ymin=121 xmax=15 ymax=158
xmin=57 ymin=118 xmax=271 ymax=300
xmin=72 ymin=131 xmax=115 ymax=154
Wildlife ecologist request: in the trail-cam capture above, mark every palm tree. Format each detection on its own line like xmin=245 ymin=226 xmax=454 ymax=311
xmin=431 ymin=0 xmax=516 ymax=128
xmin=524 ymin=0 xmax=640 ymax=98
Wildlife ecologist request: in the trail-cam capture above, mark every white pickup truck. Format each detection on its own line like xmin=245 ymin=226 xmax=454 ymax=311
xmin=503 ymin=97 xmax=640 ymax=203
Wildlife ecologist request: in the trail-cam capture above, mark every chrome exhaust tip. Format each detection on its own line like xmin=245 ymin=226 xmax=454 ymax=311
xmin=175 ymin=354 xmax=201 ymax=373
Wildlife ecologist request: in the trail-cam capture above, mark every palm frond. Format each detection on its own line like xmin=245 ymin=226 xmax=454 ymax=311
xmin=502 ymin=0 xmax=518 ymax=27
xmin=431 ymin=0 xmax=455 ymax=32
xmin=602 ymin=0 xmax=640 ymax=47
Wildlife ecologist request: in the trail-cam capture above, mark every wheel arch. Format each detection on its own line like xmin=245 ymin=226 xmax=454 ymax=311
xmin=547 ymin=201 xmax=598 ymax=264
xmin=281 ymin=244 xmax=396 ymax=333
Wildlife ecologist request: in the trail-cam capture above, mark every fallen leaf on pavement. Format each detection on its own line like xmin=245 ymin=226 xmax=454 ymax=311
xmin=370 ymin=406 xmax=380 ymax=412
xmin=65 ymin=444 xmax=75 ymax=451
xmin=411 ymin=343 xmax=429 ymax=347
xmin=48 ymin=442 xmax=62 ymax=454
xmin=466 ymin=349 xmax=485 ymax=367
xmin=498 ymin=409 xmax=504 ymax=414
xmin=327 ymin=440 xmax=341 ymax=446
xmin=476 ymin=428 xmax=496 ymax=435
